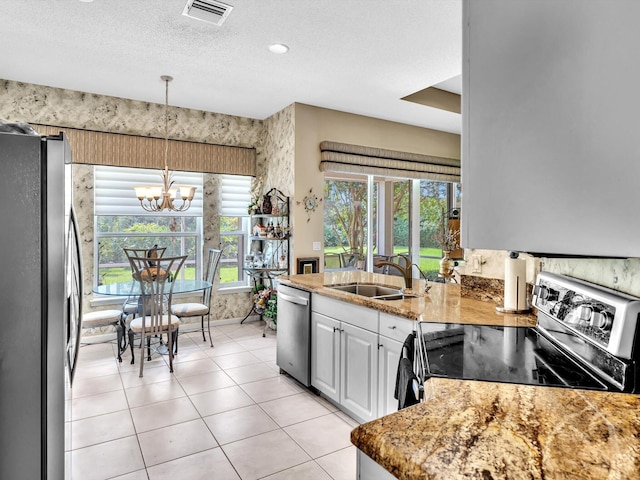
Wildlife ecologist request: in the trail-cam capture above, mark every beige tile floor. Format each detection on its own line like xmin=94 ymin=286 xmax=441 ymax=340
xmin=69 ymin=321 xmax=359 ymax=480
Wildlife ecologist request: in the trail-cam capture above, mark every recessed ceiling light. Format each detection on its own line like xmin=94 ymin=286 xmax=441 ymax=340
xmin=79 ymin=0 xmax=94 ymax=3
xmin=269 ymin=43 xmax=289 ymax=54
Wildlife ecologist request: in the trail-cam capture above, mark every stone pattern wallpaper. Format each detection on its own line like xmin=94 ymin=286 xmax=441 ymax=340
xmin=2 ymin=79 xmax=262 ymax=147
xmin=260 ymin=104 xmax=296 ymax=266
xmin=261 ymin=104 xmax=295 ymax=198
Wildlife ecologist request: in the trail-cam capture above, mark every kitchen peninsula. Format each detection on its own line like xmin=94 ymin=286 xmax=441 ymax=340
xmin=278 ymin=272 xmax=640 ymax=479
xmin=278 ymin=271 xmax=535 ymax=327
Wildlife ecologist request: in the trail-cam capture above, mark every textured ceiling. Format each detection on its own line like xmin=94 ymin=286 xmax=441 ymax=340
xmin=1 ymin=0 xmax=462 ymax=133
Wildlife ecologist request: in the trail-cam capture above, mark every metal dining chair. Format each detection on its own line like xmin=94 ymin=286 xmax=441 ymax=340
xmin=120 ymin=246 xmax=168 ymax=353
xmin=126 ymin=254 xmax=186 ymax=377
xmin=171 ymin=248 xmax=222 ymax=347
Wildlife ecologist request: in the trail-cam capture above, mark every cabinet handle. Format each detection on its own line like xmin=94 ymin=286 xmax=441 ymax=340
xmin=388 ymin=325 xmax=397 ymax=330
xmin=378 ymin=344 xmax=383 ymax=349
xmin=333 ymin=327 xmax=338 ymax=333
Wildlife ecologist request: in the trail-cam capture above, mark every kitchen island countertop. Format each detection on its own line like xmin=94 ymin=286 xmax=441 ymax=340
xmin=351 ymin=377 xmax=640 ymax=479
xmin=278 ymin=271 xmax=536 ymax=327
xmin=280 ymin=272 xmax=640 ymax=479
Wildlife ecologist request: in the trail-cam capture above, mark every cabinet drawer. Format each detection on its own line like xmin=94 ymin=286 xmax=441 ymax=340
xmin=312 ymin=294 xmax=378 ymax=333
xmin=379 ymin=313 xmax=414 ymax=342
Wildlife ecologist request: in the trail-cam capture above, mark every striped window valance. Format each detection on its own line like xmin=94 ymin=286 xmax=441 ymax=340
xmin=319 ymin=141 xmax=460 ymax=182
xmin=33 ymin=124 xmax=256 ymax=176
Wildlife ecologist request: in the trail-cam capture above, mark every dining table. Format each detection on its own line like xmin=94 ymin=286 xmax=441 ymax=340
xmin=93 ymin=279 xmax=213 ymax=355
xmin=93 ymin=279 xmax=212 ymax=296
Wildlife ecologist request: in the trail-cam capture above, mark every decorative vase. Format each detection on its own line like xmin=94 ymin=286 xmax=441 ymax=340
xmin=261 ymin=194 xmax=272 ymax=214
xmin=439 ymin=250 xmax=455 ymax=281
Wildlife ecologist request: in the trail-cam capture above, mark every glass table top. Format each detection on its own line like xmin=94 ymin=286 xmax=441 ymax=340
xmin=93 ymin=279 xmax=212 ymax=296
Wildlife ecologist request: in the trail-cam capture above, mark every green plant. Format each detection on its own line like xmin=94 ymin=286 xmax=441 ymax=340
xmin=253 ymin=285 xmax=277 ymax=325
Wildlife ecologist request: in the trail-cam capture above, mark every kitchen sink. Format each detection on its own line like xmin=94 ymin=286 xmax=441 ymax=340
xmin=329 ymin=283 xmax=402 ymax=297
xmin=329 ymin=283 xmax=419 ymax=301
xmin=373 ymin=294 xmax=419 ymax=301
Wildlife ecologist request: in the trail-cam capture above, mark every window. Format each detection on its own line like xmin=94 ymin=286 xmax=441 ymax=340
xmin=219 ymin=175 xmax=252 ymax=287
xmin=417 ymin=180 xmax=450 ymax=279
xmin=323 ymin=176 xmax=374 ymax=267
xmin=94 ymin=166 xmax=203 ymax=287
xmin=323 ymin=173 xmax=460 ymax=279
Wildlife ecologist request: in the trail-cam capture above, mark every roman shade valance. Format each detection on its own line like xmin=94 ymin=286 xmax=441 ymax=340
xmin=319 ymin=141 xmax=460 ymax=182
xmin=33 ymin=124 xmax=256 ymax=176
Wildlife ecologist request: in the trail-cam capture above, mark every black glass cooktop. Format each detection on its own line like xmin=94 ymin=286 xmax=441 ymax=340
xmin=417 ymin=323 xmax=613 ymax=391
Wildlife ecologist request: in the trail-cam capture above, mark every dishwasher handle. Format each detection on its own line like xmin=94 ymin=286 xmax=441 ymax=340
xmin=278 ymin=291 xmax=309 ymax=306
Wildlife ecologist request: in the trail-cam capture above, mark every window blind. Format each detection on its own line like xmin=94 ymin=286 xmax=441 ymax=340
xmin=94 ymin=166 xmax=203 ymax=217
xmin=319 ymin=141 xmax=460 ymax=182
xmin=220 ymin=175 xmax=252 ymax=216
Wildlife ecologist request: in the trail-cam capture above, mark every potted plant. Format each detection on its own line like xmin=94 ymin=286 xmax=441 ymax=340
xmin=253 ymin=285 xmax=277 ymax=330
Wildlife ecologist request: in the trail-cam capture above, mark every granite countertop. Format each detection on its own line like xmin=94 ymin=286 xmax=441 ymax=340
xmin=278 ymin=271 xmax=536 ymax=327
xmin=351 ymin=378 xmax=640 ymax=480
xmin=282 ymin=272 xmax=640 ymax=479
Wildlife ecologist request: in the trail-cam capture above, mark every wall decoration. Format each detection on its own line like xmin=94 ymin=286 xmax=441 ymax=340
xmin=296 ymin=257 xmax=319 ymax=274
xmin=297 ymin=187 xmax=322 ymax=222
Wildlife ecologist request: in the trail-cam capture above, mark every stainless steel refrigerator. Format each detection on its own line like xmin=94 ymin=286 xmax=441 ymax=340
xmin=0 ymin=130 xmax=82 ymax=479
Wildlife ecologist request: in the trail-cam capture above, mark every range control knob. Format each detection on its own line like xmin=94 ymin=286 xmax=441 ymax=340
xmin=576 ymin=305 xmax=593 ymax=322
xmin=590 ymin=311 xmax=612 ymax=331
xmin=537 ymin=286 xmax=550 ymax=300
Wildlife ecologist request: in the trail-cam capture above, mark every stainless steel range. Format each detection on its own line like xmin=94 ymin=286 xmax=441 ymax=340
xmin=416 ymin=272 xmax=640 ymax=393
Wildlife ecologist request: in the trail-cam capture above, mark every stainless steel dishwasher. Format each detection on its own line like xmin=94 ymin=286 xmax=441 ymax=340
xmin=276 ymin=284 xmax=311 ymax=386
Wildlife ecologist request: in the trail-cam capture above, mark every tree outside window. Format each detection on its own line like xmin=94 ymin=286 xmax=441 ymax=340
xmin=323 ymin=175 xmax=458 ymax=279
xmin=324 ymin=179 xmax=373 ymax=266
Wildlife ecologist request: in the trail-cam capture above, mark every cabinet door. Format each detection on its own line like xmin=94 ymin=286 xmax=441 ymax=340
xmin=377 ymin=335 xmax=402 ymax=417
xmin=311 ymin=312 xmax=340 ymax=403
xmin=341 ymin=323 xmax=378 ymax=423
xmin=462 ymin=0 xmax=640 ymax=257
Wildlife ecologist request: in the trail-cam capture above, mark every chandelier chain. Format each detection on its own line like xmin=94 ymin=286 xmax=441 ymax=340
xmin=132 ymin=75 xmax=196 ymax=212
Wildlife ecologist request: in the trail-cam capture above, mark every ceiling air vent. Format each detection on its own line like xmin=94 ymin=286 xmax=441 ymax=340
xmin=182 ymin=0 xmax=233 ymax=26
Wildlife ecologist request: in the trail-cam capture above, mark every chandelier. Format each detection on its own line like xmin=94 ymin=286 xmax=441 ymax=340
xmin=134 ymin=75 xmax=196 ymax=212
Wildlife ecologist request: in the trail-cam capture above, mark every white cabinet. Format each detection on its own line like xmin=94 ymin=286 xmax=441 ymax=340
xmin=341 ymin=323 xmax=379 ymax=422
xmin=377 ymin=313 xmax=416 ymax=417
xmin=377 ymin=335 xmax=402 ymax=417
xmin=462 ymin=0 xmax=640 ymax=257
xmin=310 ymin=296 xmax=379 ymax=423
xmin=357 ymin=450 xmax=396 ymax=480
xmin=310 ymin=312 xmax=340 ymax=403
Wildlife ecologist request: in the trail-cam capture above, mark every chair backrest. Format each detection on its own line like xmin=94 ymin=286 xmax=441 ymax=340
xmin=203 ymin=248 xmax=222 ymax=307
xmin=128 ymin=254 xmax=187 ymax=333
xmin=324 ymin=253 xmax=342 ymax=270
xmin=123 ymin=246 xmax=167 ymax=271
xmin=339 ymin=252 xmax=356 ymax=268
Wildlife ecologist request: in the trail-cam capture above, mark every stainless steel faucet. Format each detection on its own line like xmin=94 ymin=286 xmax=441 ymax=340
xmin=374 ymin=254 xmax=414 ymax=289
xmin=373 ymin=254 xmax=432 ymax=292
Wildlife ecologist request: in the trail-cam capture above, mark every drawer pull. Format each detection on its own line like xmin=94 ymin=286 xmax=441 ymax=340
xmin=388 ymin=325 xmax=397 ymax=330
